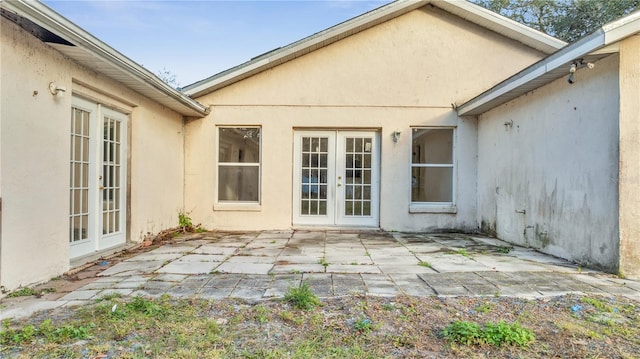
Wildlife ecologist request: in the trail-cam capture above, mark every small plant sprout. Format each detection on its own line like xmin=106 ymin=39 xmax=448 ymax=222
xmin=353 ymin=317 xmax=373 ymax=333
xmin=442 ymin=320 xmax=535 ymax=347
xmin=283 ymin=281 xmax=321 ymax=310
xmin=418 ymin=261 xmax=432 ymax=268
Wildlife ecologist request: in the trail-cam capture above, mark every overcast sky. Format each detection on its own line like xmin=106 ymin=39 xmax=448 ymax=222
xmin=42 ymin=1 xmax=388 ymax=87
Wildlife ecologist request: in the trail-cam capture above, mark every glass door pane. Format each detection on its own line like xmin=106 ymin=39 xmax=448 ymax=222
xmin=342 ymin=136 xmax=373 ymax=217
xmin=101 ymin=116 xmax=122 ymax=235
xmin=300 ymin=136 xmax=329 ymax=215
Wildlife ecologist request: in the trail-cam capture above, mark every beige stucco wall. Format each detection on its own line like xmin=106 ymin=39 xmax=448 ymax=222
xmin=0 ymin=19 xmax=185 ymax=291
xmin=477 ymin=54 xmax=621 ymax=272
xmin=186 ymin=6 xmax=545 ymax=231
xmin=618 ymin=35 xmax=640 ymax=279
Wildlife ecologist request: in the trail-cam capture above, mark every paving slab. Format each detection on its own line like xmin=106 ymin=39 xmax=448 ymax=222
xmin=378 ymin=264 xmax=438 ymax=274
xmin=198 ymin=287 xmax=234 ymax=299
xmin=226 ymin=255 xmax=277 ymax=264
xmin=124 ymin=252 xmax=185 ymax=262
xmin=0 ymin=300 xmax=66 ymax=321
xmin=59 ymin=289 xmax=102 ymax=301
xmin=5 ymin=230 xmax=640 ymax=322
xmin=153 ymin=274 xmax=189 ymax=282
xmin=325 ymin=264 xmax=381 ymax=274
xmin=98 ymin=260 xmax=165 ymax=277
xmin=145 ymin=245 xmax=198 ymax=254
xmin=216 ymin=262 xmax=273 ymax=274
xmin=205 ymin=274 xmax=244 ymax=288
xmin=191 ymin=245 xmax=238 ymax=256
xmin=156 ymin=261 xmax=220 ymax=275
xmin=176 ymin=254 xmax=228 ymax=262
xmin=270 ymin=264 xmax=326 ymax=273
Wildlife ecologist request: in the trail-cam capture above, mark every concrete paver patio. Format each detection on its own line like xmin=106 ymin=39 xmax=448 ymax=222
xmin=2 ymin=231 xmax=639 ymax=320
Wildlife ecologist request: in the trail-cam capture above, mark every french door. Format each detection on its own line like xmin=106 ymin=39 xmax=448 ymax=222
xmin=293 ymin=130 xmax=379 ymax=227
xmin=69 ymin=97 xmax=127 ymax=259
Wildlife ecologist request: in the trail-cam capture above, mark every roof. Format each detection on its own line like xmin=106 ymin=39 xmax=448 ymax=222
xmin=182 ymin=0 xmax=566 ymax=98
xmin=0 ymin=0 xmax=209 ymax=117
xmin=457 ymin=9 xmax=640 ymax=116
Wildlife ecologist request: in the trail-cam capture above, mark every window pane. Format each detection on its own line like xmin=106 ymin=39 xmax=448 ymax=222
xmin=219 ymin=128 xmax=260 ymax=163
xmin=218 ymin=166 xmax=259 ymax=201
xmin=412 ymin=128 xmax=453 ymax=164
xmin=411 ymin=167 xmax=453 ymax=202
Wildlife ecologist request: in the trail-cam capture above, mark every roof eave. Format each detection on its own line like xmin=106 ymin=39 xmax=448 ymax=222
xmin=457 ymin=10 xmax=640 ymax=117
xmin=1 ymin=0 xmax=209 ymax=117
xmin=182 ymin=0 xmax=566 ymax=98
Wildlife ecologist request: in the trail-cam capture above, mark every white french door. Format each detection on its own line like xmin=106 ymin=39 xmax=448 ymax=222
xmin=69 ymin=97 xmax=127 ymax=259
xmin=293 ymin=130 xmax=379 ymax=227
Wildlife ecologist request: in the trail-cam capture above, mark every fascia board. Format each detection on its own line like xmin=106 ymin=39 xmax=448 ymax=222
xmin=458 ymin=31 xmax=605 ymax=116
xmin=437 ymin=0 xmax=566 ymax=53
xmin=183 ymin=0 xmax=429 ymax=97
xmin=2 ymin=0 xmax=209 ymax=116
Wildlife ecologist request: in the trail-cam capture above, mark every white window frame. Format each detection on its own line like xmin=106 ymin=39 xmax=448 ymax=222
xmin=409 ymin=126 xmax=457 ymax=214
xmin=214 ymin=126 xmax=262 ymax=211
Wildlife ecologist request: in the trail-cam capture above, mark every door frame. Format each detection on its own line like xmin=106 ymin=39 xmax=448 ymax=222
xmin=70 ymin=96 xmax=128 ymax=260
xmin=292 ymin=129 xmax=380 ymax=227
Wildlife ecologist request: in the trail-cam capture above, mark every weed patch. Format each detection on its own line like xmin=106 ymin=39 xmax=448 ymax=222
xmin=283 ymin=281 xmax=321 ymax=310
xmin=443 ymin=320 xmax=535 ymax=347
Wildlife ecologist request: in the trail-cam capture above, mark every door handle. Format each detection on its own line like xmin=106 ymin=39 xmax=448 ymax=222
xmin=99 ymin=186 xmax=105 ymax=190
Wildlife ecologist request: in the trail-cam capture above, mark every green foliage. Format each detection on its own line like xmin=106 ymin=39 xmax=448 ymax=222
xmin=418 ymin=261 xmax=432 ymax=268
xmin=476 ymin=302 xmax=495 ymax=314
xmin=496 ymin=246 xmax=512 ymax=254
xmin=0 ymin=319 xmax=92 ymax=345
xmin=283 ymin=281 xmax=321 ymax=310
xmin=6 ymin=287 xmax=38 ymax=298
xmin=353 ymin=317 xmax=373 ymax=333
xmin=456 ymin=249 xmax=469 ymax=257
xmin=471 ymin=0 xmax=640 ymax=42
xmin=581 ymin=296 xmax=613 ymax=312
xmin=443 ymin=320 xmax=535 ymax=347
xmin=178 ymin=211 xmax=194 ymax=232
xmin=126 ymin=296 xmax=164 ymax=316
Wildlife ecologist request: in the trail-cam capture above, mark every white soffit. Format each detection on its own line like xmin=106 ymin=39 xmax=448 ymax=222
xmin=182 ymin=0 xmax=566 ymax=98
xmin=1 ymin=0 xmax=208 ymax=117
xmin=458 ymin=10 xmax=640 ymax=117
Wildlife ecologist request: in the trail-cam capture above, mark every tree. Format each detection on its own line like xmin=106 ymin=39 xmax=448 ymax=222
xmin=156 ymin=67 xmax=181 ymax=90
xmin=471 ymin=0 xmax=640 ymax=42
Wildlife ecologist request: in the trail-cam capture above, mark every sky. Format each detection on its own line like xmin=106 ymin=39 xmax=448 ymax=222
xmin=42 ymin=0 xmax=388 ymax=87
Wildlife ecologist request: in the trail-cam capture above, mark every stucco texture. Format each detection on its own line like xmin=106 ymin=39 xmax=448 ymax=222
xmin=477 ymin=54 xmax=621 ymax=272
xmin=186 ymin=5 xmax=545 ymax=232
xmin=1 ymin=19 xmax=185 ymax=290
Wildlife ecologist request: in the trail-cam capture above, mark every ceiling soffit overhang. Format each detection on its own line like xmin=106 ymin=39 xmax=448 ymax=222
xmin=182 ymin=0 xmax=566 ymax=98
xmin=1 ymin=0 xmax=208 ymax=117
xmin=457 ymin=10 xmax=640 ymax=117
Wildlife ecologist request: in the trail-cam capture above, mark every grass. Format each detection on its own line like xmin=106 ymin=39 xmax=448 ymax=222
xmin=283 ymin=281 xmax=321 ymax=310
xmin=6 ymin=287 xmax=39 ymax=298
xmin=1 ymin=294 xmax=638 ymax=358
xmin=442 ymin=320 xmax=535 ymax=347
xmin=418 ymin=261 xmax=432 ymax=268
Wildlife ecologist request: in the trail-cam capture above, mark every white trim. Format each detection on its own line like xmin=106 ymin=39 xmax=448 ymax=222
xmin=214 ymin=126 xmax=262 ymax=207
xmin=458 ymin=10 xmax=640 ymax=116
xmin=409 ymin=127 xmax=456 ymax=207
xmin=182 ymin=0 xmax=564 ymax=97
xmin=1 ymin=0 xmax=208 ymax=116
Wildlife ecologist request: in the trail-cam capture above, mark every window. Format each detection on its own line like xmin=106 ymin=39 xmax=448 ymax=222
xmin=411 ymin=128 xmax=454 ymax=205
xmin=217 ymin=127 xmax=261 ymax=203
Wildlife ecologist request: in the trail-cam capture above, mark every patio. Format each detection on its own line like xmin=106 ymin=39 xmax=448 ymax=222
xmin=2 ymin=230 xmax=639 ymax=321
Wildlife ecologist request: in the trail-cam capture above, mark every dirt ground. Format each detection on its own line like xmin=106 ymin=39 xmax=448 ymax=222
xmin=1 ymin=292 xmax=638 ymax=358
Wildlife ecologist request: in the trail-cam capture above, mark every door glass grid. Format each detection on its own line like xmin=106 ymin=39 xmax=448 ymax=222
xmin=102 ymin=116 xmax=121 ymax=235
xmin=344 ymin=137 xmax=372 ymax=216
xmin=300 ymin=137 xmax=328 ymax=215
xmin=70 ymin=108 xmax=90 ymax=243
